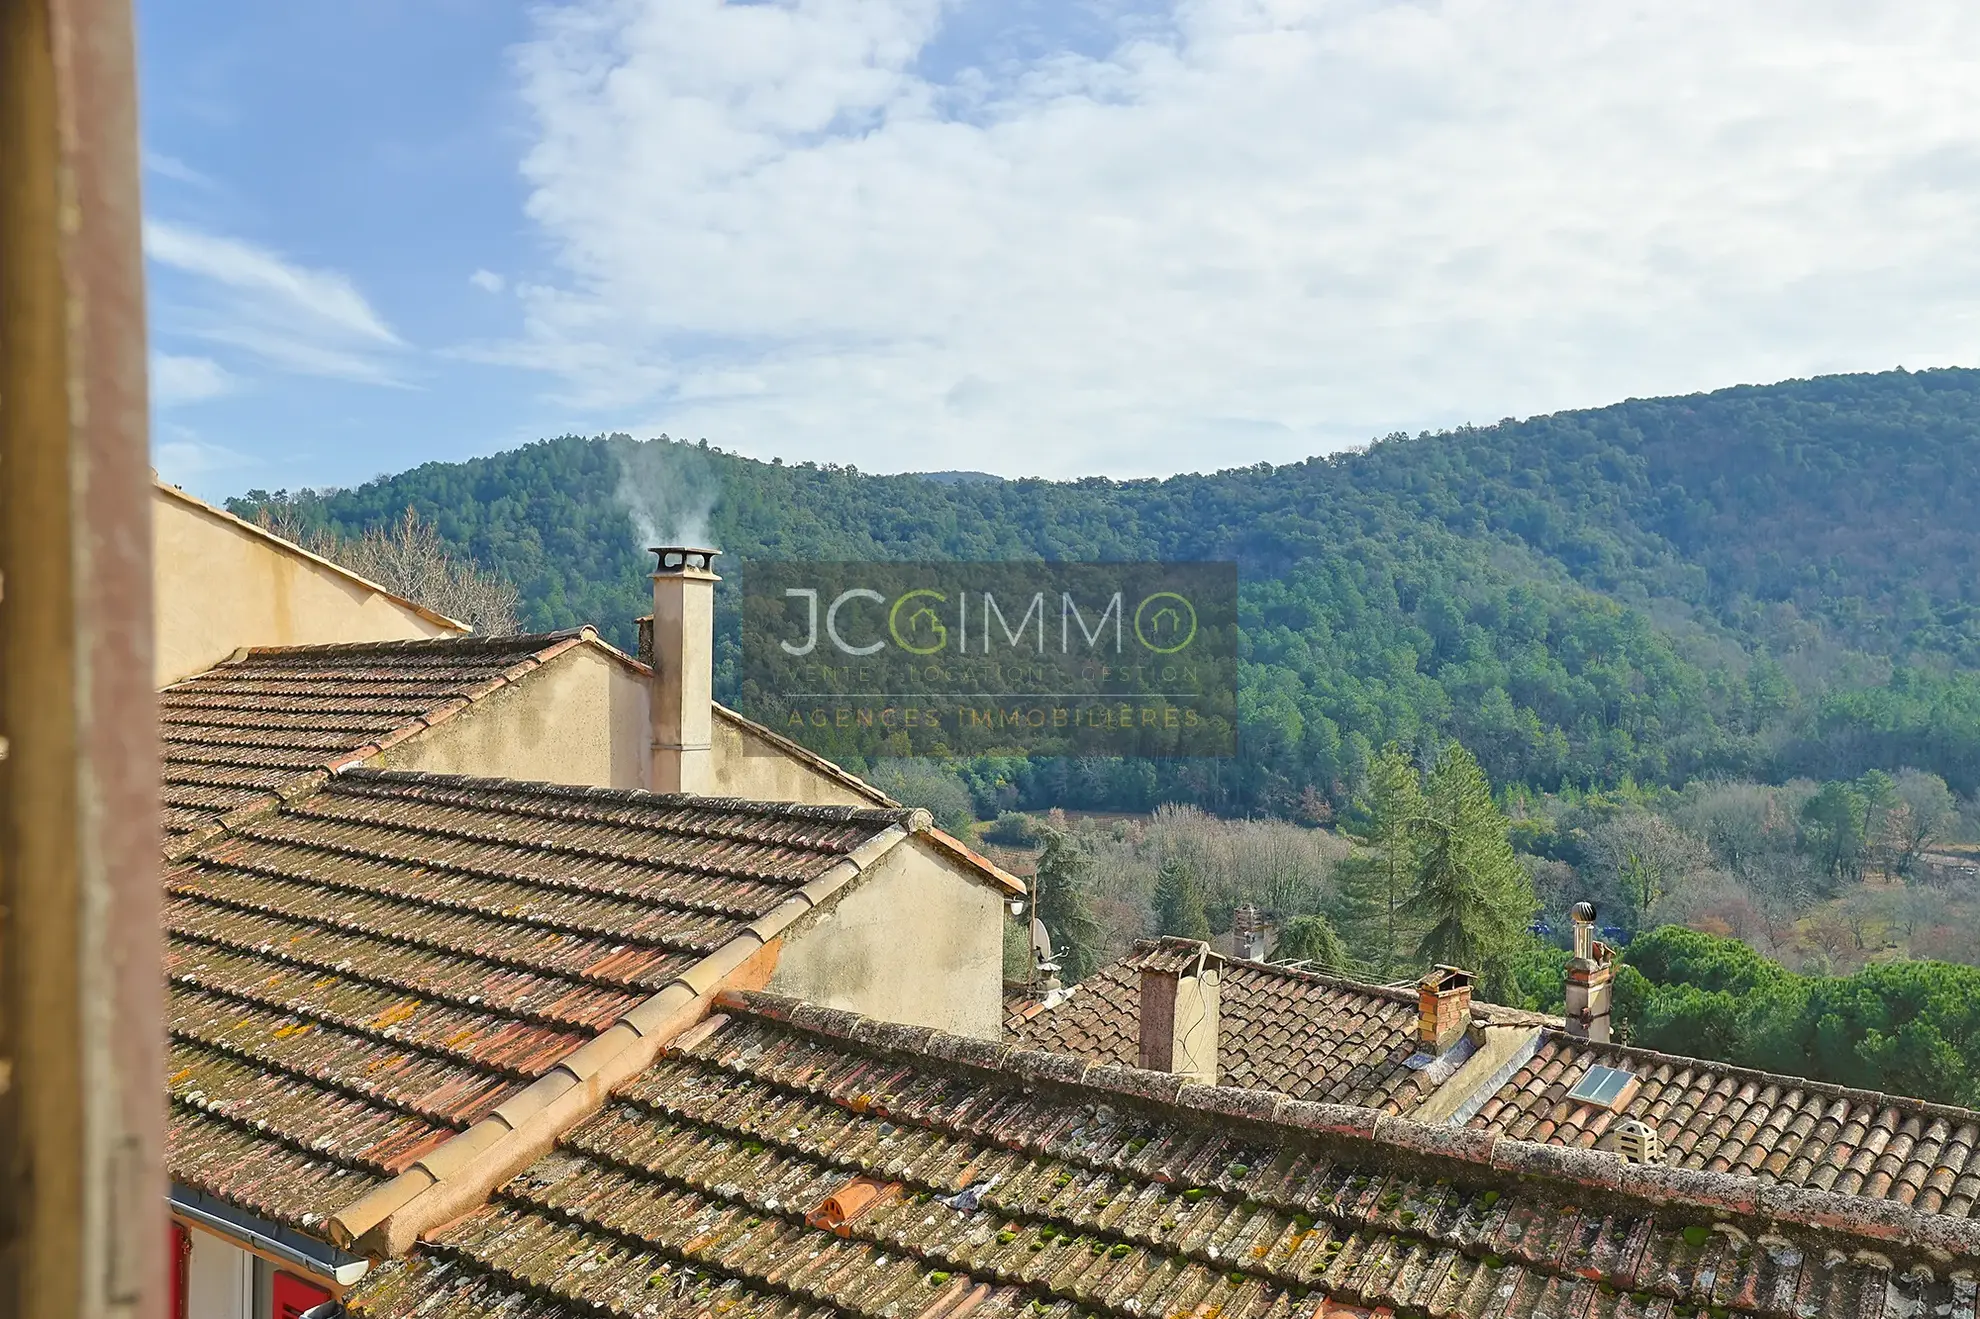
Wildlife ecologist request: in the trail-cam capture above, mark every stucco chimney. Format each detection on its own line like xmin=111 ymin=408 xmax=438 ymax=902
xmin=1565 ymin=901 xmax=1615 ymax=1042
xmin=648 ymin=546 xmax=719 ymax=795
xmin=1138 ymin=943 xmax=1220 ymax=1084
xmin=1417 ymin=965 xmax=1474 ymax=1055
xmin=1231 ymin=904 xmax=1268 ymax=961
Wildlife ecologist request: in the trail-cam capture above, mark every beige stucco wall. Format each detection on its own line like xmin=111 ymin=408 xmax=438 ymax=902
xmin=154 ymin=483 xmax=463 ymax=686
xmin=708 ymin=714 xmax=885 ymax=808
xmin=359 ymin=640 xmax=905 ymax=803
xmin=767 ymin=837 xmax=1005 ymax=1039
xmin=375 ymin=644 xmax=649 ymax=789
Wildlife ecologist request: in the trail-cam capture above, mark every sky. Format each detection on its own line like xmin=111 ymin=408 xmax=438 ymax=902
xmin=140 ymin=0 xmax=1980 ymax=500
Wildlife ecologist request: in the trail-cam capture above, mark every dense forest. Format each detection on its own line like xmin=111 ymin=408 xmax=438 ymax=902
xmin=232 ymin=365 xmax=1980 ymax=1099
xmin=234 ymin=366 xmax=1980 ymax=819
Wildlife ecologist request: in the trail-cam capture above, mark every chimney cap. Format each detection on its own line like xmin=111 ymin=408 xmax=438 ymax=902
xmin=1571 ymin=901 xmax=1597 ymax=923
xmin=649 ymin=546 xmax=721 ymax=576
xmin=1419 ymin=964 xmax=1474 ymax=992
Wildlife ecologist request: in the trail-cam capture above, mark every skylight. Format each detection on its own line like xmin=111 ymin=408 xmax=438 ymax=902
xmin=1566 ymin=1064 xmax=1637 ymax=1109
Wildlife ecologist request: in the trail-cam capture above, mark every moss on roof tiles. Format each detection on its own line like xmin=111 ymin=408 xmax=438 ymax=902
xmin=345 ymin=992 xmax=1977 ymax=1319
xmin=164 ymin=766 xmax=915 ymax=1245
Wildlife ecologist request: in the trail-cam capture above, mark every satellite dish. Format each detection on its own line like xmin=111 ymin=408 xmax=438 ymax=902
xmin=1030 ymin=918 xmax=1054 ymax=965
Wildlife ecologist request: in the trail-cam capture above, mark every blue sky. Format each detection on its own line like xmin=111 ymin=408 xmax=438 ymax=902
xmin=141 ymin=1 xmax=1980 ymax=501
xmin=139 ymin=1 xmax=553 ymax=497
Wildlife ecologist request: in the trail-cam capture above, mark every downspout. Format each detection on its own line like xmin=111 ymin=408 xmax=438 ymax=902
xmin=326 ymin=820 xmax=918 ymax=1258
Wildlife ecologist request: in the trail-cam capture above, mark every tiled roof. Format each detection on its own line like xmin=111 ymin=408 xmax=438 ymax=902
xmin=1468 ymin=1033 xmax=1980 ymax=1219
xmin=1008 ymin=938 xmax=1552 ymax=1111
xmin=159 ymin=630 xmax=594 ymax=853
xmin=165 ymin=769 xmax=919 ymax=1236
xmin=345 ymin=990 xmax=1979 ymax=1319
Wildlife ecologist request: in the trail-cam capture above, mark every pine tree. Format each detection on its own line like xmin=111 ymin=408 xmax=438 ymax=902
xmin=1033 ymin=826 xmax=1106 ymax=982
xmin=1153 ymin=855 xmax=1212 ymax=942
xmin=1333 ymin=744 xmax=1426 ymax=979
xmin=1274 ymin=913 xmax=1358 ymax=976
xmin=1412 ymin=742 xmax=1535 ymax=994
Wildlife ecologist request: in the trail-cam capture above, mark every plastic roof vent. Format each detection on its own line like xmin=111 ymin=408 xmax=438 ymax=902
xmin=1567 ymin=1064 xmax=1637 ymax=1110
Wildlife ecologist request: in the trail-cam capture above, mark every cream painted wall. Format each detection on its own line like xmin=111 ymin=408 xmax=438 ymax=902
xmin=375 ymin=644 xmax=649 ymax=789
xmin=363 ymin=640 xmax=899 ymax=803
xmin=768 ymin=838 xmax=1005 ymax=1039
xmin=708 ymin=714 xmax=886 ymax=808
xmin=154 ymin=483 xmax=463 ymax=687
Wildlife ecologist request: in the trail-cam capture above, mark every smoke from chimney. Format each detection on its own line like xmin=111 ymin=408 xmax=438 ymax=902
xmin=614 ymin=436 xmax=720 ymax=551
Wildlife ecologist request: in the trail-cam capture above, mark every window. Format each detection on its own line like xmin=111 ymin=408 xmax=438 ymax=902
xmin=1566 ymin=1064 xmax=1637 ymax=1109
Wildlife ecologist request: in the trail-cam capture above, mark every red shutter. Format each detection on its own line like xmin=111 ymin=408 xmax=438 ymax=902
xmin=270 ymin=1271 xmax=333 ymax=1319
xmin=170 ymin=1223 xmax=190 ymax=1319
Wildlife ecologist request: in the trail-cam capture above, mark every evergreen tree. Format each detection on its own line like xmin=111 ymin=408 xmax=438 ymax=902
xmin=1033 ymin=826 xmax=1106 ymax=982
xmin=1152 ymin=855 xmax=1212 ymax=942
xmin=1799 ymin=779 xmax=1870 ymax=886
xmin=1412 ymin=742 xmax=1536 ymax=996
xmin=1333 ymin=744 xmax=1426 ymax=979
xmin=1274 ymin=913 xmax=1358 ymax=976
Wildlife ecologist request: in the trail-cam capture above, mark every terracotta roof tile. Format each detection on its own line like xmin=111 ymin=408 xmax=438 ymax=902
xmin=345 ymin=992 xmax=1972 ymax=1319
xmin=158 ymin=631 xmax=593 ymax=849
xmin=165 ymin=769 xmax=918 ymax=1239
xmin=1467 ymin=1033 xmax=1980 ymax=1220
xmin=1008 ymin=938 xmax=1552 ymax=1113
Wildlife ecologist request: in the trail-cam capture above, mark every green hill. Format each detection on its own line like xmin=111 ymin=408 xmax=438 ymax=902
xmin=231 ymin=366 xmax=1980 ymax=815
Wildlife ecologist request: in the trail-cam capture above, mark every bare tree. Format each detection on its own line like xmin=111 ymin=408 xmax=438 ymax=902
xmin=258 ymin=504 xmax=521 ymax=635
xmin=1585 ymin=809 xmax=1714 ymax=921
xmin=1882 ymin=769 xmax=1958 ymax=877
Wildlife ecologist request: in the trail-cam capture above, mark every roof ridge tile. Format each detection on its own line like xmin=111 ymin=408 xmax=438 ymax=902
xmin=235 ymin=629 xmax=589 ymax=663
xmin=331 ymin=767 xmax=927 ymax=830
xmin=716 ymin=988 xmax=1980 ymax=1269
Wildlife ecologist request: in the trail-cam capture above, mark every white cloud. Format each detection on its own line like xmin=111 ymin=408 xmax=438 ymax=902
xmin=497 ymin=0 xmax=1980 ymax=477
xmin=146 ymin=219 xmax=401 ymax=344
xmin=152 ymin=426 xmax=254 ymax=491
xmin=143 ymin=151 xmax=215 ymax=189
xmin=150 ymin=352 xmax=236 ymax=406
xmin=143 ymin=219 xmax=410 ymax=387
xmin=470 ymin=268 xmax=508 ymax=293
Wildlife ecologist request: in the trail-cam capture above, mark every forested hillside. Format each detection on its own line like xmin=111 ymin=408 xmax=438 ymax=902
xmin=232 ymin=366 xmax=1980 ymax=817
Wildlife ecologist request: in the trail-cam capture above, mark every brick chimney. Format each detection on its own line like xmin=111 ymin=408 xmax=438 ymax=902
xmin=1138 ymin=944 xmax=1220 ymax=1084
xmin=1564 ymin=902 xmax=1615 ymax=1042
xmin=647 ymin=546 xmax=719 ymax=795
xmin=1417 ymin=965 xmax=1474 ymax=1055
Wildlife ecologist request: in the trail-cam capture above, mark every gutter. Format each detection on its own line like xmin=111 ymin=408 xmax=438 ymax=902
xmin=170 ymin=1183 xmax=370 ymax=1286
xmin=325 ymin=821 xmax=915 ymax=1258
